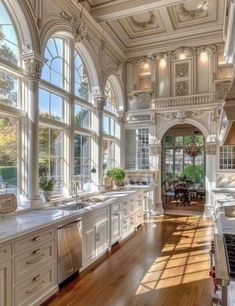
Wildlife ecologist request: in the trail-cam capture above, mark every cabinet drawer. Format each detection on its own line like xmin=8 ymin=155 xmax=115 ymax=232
xmin=0 ymin=244 xmax=11 ymax=263
xmin=14 ymin=228 xmax=55 ymax=254
xmin=129 ymin=215 xmax=135 ymax=230
xmin=15 ymin=240 xmax=55 ymax=283
xmin=14 ymin=265 xmax=55 ymax=306
xmin=121 ymin=201 xmax=129 ymax=218
xmin=111 ymin=202 xmax=120 ymax=213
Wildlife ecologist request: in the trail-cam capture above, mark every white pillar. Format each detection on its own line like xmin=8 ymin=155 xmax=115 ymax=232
xmin=204 ymin=142 xmax=217 ymax=217
xmin=149 ymin=143 xmax=164 ymax=215
xmin=93 ymin=95 xmax=106 ymax=188
xmin=22 ymin=52 xmax=46 ymax=208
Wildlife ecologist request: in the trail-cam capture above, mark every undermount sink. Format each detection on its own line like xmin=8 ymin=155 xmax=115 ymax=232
xmin=56 ymin=202 xmax=87 ymax=211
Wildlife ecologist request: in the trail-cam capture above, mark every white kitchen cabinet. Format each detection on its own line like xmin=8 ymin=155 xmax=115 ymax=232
xmin=111 ymin=211 xmax=121 ymax=245
xmin=0 ymin=260 xmax=11 ymax=306
xmin=82 ymin=208 xmax=110 ymax=269
xmin=83 ymin=226 xmax=96 ymax=267
xmin=96 ymin=218 xmax=109 ymax=255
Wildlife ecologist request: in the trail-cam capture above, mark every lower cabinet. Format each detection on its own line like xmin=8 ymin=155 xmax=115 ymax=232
xmin=82 ymin=208 xmax=109 ymax=269
xmin=0 ymin=260 xmax=11 ymax=306
xmin=111 ymin=211 xmax=121 ymax=245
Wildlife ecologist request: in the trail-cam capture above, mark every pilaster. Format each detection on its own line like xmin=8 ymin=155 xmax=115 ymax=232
xmin=21 ymin=52 xmax=46 ymax=208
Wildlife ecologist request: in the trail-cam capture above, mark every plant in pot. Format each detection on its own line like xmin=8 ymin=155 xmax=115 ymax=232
xmin=39 ymin=176 xmax=56 ymax=202
xmin=109 ymin=167 xmax=126 ymax=189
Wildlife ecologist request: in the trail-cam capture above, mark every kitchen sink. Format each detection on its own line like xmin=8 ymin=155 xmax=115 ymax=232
xmin=56 ymin=202 xmax=87 ymax=211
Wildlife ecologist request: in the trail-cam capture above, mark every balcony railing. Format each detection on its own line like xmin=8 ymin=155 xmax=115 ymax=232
xmin=152 ymin=93 xmax=217 ymax=110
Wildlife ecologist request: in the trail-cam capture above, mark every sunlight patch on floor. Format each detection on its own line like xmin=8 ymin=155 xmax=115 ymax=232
xmin=136 ymin=217 xmax=213 ymax=295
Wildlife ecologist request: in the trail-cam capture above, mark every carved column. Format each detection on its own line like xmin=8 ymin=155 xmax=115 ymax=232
xmin=21 ymin=52 xmax=46 ymax=208
xmin=93 ymin=94 xmax=106 ymax=188
xmin=204 ymin=142 xmax=217 ymax=217
xmin=117 ymin=111 xmax=125 ymax=168
xmin=149 ymin=143 xmax=164 ymax=215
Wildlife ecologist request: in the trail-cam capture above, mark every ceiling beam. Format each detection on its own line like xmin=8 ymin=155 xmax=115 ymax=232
xmin=91 ymin=0 xmax=190 ymax=22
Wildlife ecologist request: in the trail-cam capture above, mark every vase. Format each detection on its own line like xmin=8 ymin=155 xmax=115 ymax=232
xmin=44 ymin=191 xmax=52 ymax=202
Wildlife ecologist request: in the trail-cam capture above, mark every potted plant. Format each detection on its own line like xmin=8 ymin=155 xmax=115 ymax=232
xmin=39 ymin=176 xmax=56 ymax=202
xmin=109 ymin=167 xmax=126 ymax=189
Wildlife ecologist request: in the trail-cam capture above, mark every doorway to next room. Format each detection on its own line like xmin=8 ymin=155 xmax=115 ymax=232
xmin=161 ymin=124 xmax=206 ymax=213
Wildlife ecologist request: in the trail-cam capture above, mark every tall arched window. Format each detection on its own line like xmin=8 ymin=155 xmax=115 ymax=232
xmin=40 ymin=36 xmax=94 ymax=195
xmin=0 ymin=0 xmax=25 ymax=196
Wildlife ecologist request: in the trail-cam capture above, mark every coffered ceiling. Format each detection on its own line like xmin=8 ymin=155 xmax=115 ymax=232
xmin=80 ymin=0 xmax=225 ymax=57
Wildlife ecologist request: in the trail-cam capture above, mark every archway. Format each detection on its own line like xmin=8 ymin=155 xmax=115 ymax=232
xmin=161 ymin=123 xmax=206 ymax=214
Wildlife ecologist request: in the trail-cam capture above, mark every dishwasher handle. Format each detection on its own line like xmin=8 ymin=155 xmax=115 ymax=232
xmin=58 ymin=218 xmax=81 ymax=229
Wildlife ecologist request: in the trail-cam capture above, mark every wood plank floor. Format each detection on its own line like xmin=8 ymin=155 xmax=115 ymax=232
xmin=48 ymin=215 xmax=213 ymax=306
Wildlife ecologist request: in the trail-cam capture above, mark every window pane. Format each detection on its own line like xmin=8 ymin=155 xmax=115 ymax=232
xmin=0 ymin=1 xmax=19 ymax=64
xmin=0 ymin=116 xmax=18 ymax=194
xmin=74 ymin=104 xmax=91 ymax=129
xmin=137 ymin=128 xmax=149 ymax=169
xmin=74 ymin=51 xmax=90 ymax=100
xmin=39 ymin=89 xmax=64 ymax=122
xmin=42 ymin=37 xmax=66 ymax=89
xmin=74 ymin=135 xmax=91 ymax=188
xmin=103 ymin=116 xmax=109 ymax=134
xmin=0 ymin=69 xmax=18 ymax=107
xmin=39 ymin=127 xmax=64 ymax=195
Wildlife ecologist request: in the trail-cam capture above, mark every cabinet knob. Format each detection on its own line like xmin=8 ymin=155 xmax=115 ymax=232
xmin=32 ymin=235 xmax=40 ymax=241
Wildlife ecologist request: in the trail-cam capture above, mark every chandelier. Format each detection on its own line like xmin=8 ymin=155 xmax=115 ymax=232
xmin=184 ymin=136 xmax=202 ymax=158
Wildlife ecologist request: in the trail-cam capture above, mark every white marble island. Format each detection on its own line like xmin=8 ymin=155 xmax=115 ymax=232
xmin=0 ymin=189 xmax=144 ymax=306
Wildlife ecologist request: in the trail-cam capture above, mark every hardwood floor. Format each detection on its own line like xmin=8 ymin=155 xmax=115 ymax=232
xmin=48 ymin=215 xmax=213 ymax=306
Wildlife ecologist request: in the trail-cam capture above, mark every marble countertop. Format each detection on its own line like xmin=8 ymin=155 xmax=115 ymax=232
xmin=0 ymin=189 xmax=142 ymax=244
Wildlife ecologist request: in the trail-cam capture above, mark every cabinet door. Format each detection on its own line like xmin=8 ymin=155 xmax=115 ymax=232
xmin=111 ymin=212 xmax=121 ymax=245
xmin=83 ymin=226 xmax=96 ymax=267
xmin=0 ymin=260 xmax=11 ymax=306
xmin=96 ymin=218 xmax=109 ymax=256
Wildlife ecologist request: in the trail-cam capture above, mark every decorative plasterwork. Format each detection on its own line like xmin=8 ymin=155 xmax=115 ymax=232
xmin=168 ymin=0 xmax=216 ymax=28
xmin=175 ymin=81 xmax=189 ymax=96
xmin=175 ymin=63 xmax=189 ymax=78
xmin=117 ymin=10 xmax=165 ymax=39
xmin=161 ymin=110 xmax=204 ymax=122
xmin=177 ymin=1 xmax=208 ymax=19
xmin=60 ymin=11 xmax=88 ymax=42
xmin=129 ymin=12 xmax=156 ymax=30
xmin=92 ymin=94 xmax=106 ymax=110
xmin=205 ymin=142 xmax=217 ymax=155
xmin=128 ymin=92 xmax=152 ymax=110
xmin=215 ymin=80 xmax=232 ymax=101
xmin=21 ymin=52 xmax=46 ymax=79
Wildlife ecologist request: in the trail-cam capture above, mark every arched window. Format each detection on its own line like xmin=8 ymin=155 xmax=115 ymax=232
xmin=40 ymin=36 xmax=94 ymax=195
xmin=0 ymin=0 xmax=25 ymax=196
xmin=41 ymin=37 xmax=68 ymax=89
xmin=0 ymin=0 xmax=19 ymax=64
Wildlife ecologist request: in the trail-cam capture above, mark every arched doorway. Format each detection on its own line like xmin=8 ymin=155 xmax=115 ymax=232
xmin=161 ymin=124 xmax=206 ymax=213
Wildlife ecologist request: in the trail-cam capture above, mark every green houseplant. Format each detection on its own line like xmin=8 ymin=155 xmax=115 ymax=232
xmin=108 ymin=168 xmax=126 ymax=189
xmin=39 ymin=176 xmax=56 ymax=202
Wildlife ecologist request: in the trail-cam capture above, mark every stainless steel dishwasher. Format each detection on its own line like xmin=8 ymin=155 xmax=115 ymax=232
xmin=57 ymin=218 xmax=82 ymax=284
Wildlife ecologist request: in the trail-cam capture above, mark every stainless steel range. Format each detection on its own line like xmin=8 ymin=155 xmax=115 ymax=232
xmin=224 ymin=234 xmax=235 ymax=278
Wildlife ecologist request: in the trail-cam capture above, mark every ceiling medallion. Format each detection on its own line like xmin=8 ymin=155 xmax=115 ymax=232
xmin=178 ymin=0 xmax=208 ymax=18
xmin=129 ymin=12 xmax=156 ymax=30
